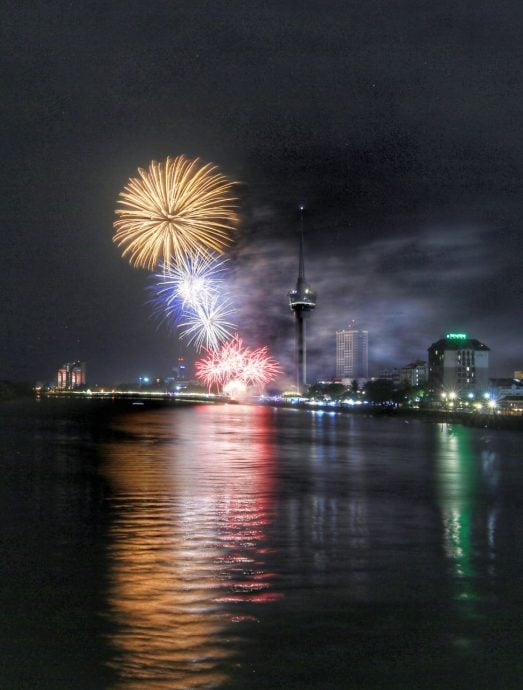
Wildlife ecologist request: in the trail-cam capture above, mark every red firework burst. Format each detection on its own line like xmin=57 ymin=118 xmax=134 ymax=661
xmin=195 ymin=334 xmax=281 ymax=391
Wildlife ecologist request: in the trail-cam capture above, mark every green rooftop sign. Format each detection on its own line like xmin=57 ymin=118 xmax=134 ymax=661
xmin=446 ymin=333 xmax=467 ymax=340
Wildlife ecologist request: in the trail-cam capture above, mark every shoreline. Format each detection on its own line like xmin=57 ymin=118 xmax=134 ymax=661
xmin=264 ymin=400 xmax=523 ymax=431
xmin=2 ymin=393 xmax=522 ymax=431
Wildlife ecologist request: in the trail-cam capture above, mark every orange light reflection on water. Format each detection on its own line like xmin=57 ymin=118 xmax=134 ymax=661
xmin=101 ymin=404 xmax=279 ymax=689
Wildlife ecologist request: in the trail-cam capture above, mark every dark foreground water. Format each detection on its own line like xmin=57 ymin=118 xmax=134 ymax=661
xmin=1 ymin=399 xmax=522 ymax=689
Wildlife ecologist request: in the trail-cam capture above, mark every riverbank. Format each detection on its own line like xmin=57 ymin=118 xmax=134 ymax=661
xmin=265 ymin=400 xmax=523 ymax=431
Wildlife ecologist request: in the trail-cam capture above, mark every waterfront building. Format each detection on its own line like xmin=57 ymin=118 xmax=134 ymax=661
xmin=376 ymin=361 xmax=427 ymax=388
xmin=497 ymin=396 xmax=523 ymax=414
xmin=377 ymin=367 xmax=400 ymax=384
xmin=427 ymin=333 xmax=489 ymax=396
xmin=336 ymin=326 xmax=368 ymax=382
xmin=488 ymin=378 xmax=523 ymax=400
xmin=400 ymin=360 xmax=427 ymax=387
xmin=57 ymin=361 xmax=86 ymax=389
xmin=288 ymin=207 xmax=316 ymax=394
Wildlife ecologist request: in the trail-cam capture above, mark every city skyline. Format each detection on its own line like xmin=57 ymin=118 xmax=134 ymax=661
xmin=46 ymin=326 xmax=521 ymax=391
xmin=2 ymin=2 xmax=521 ymax=383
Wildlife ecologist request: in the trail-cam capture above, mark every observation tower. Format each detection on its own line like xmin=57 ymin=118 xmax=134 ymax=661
xmin=288 ymin=206 xmax=316 ymax=394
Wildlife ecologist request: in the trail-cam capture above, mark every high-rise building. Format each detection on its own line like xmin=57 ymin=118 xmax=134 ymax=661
xmin=288 ymin=207 xmax=316 ymax=394
xmin=336 ymin=327 xmax=368 ymax=381
xmin=57 ymin=361 xmax=86 ymax=389
xmin=427 ymin=333 xmax=489 ymax=395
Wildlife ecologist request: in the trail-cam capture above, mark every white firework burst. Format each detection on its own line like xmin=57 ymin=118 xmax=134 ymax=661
xmin=149 ymin=253 xmax=229 ymax=325
xmin=178 ymin=294 xmax=237 ymax=351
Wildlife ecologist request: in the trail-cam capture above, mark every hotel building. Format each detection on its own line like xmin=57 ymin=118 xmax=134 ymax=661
xmin=427 ymin=333 xmax=489 ymax=395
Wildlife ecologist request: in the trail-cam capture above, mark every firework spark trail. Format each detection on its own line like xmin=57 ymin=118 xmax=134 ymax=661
xmin=178 ymin=295 xmax=237 ymax=352
xmin=148 ymin=253 xmax=230 ymax=325
xmin=240 ymin=345 xmax=277 ymax=386
xmin=195 ymin=335 xmax=282 ymax=391
xmin=196 ymin=350 xmax=227 ymax=390
xmin=114 ymin=155 xmax=239 ymax=270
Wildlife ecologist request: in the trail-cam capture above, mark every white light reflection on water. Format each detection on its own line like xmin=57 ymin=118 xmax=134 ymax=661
xmin=100 ymin=404 xmax=280 ymax=689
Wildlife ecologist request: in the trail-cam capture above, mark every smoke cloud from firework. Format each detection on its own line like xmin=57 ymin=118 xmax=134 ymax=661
xmin=229 ymin=204 xmax=517 ymax=380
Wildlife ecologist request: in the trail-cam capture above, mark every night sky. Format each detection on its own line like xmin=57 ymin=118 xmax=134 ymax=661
xmin=2 ymin=0 xmax=522 ymax=385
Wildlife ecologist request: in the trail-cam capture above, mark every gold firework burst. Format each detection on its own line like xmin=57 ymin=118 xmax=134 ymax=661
xmin=113 ymin=155 xmax=239 ymax=269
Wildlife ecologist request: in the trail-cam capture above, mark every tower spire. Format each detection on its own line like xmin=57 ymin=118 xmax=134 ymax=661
xmin=288 ymin=205 xmax=317 ymax=395
xmin=298 ymin=205 xmax=305 ymax=280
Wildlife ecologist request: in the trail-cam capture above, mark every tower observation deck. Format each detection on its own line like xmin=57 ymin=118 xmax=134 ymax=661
xmin=288 ymin=207 xmax=316 ymax=394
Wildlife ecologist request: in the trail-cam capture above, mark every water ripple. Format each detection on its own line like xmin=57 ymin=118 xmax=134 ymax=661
xmin=101 ymin=405 xmax=279 ymax=688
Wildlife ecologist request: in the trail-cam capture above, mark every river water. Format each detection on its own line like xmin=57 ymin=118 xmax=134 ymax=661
xmin=1 ymin=398 xmax=522 ymax=689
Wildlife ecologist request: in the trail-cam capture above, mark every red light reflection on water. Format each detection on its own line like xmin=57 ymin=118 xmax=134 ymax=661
xmin=101 ymin=404 xmax=279 ymax=689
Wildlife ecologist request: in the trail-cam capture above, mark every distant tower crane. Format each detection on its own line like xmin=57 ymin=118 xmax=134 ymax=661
xmin=288 ymin=206 xmax=316 ymax=394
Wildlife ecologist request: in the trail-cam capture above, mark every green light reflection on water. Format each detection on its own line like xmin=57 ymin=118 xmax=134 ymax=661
xmin=435 ymin=423 xmax=479 ymax=613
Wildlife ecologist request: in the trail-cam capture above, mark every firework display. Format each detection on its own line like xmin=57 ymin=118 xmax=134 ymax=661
xmin=114 ymin=155 xmax=239 ymax=270
xmin=178 ymin=294 xmax=237 ymax=351
xmin=115 ymin=154 xmax=282 ymax=392
xmin=195 ymin=335 xmax=281 ymax=391
xmin=149 ymin=253 xmax=229 ymax=323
